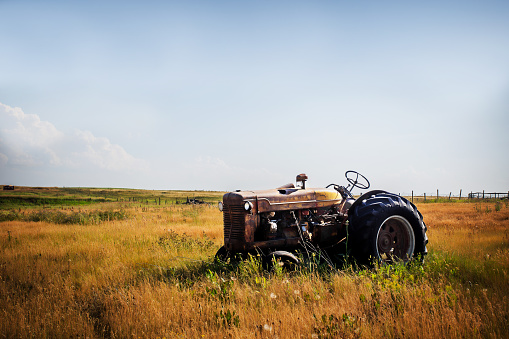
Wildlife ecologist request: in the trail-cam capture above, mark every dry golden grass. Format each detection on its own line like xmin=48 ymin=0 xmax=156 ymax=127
xmin=418 ymin=202 xmax=509 ymax=260
xmin=1 ymin=200 xmax=508 ymax=338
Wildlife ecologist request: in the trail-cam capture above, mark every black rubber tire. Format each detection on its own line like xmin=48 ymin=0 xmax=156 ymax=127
xmin=214 ymin=246 xmax=231 ymax=262
xmin=215 ymin=246 xmax=248 ymax=263
xmin=348 ymin=192 xmax=428 ymax=266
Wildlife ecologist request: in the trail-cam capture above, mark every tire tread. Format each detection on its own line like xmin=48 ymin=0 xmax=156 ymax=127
xmin=348 ymin=192 xmax=428 ymax=265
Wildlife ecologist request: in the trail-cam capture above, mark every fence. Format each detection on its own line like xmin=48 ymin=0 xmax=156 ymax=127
xmin=407 ymin=189 xmax=509 ymax=203
xmin=467 ymin=191 xmax=509 ymax=199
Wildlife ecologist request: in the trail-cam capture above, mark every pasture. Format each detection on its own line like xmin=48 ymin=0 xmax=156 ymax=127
xmin=0 ymin=187 xmax=508 ymax=338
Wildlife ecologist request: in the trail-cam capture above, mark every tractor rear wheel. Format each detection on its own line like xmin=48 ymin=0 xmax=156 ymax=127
xmin=348 ymin=192 xmax=427 ymax=266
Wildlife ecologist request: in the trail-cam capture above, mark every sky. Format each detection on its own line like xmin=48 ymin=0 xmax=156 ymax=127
xmin=1 ymin=0 xmax=508 ymax=195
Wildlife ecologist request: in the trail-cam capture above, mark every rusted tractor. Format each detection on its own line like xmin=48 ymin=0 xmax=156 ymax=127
xmin=216 ymin=171 xmax=427 ymax=267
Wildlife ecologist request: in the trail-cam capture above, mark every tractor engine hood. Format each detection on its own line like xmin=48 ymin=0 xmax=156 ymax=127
xmin=223 ymin=187 xmax=344 ymax=213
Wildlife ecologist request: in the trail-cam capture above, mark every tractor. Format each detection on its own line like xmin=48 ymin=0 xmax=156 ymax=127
xmin=216 ymin=171 xmax=428 ymax=267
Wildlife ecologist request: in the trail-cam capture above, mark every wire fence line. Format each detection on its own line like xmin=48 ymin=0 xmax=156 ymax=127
xmin=402 ymin=189 xmax=509 ymax=203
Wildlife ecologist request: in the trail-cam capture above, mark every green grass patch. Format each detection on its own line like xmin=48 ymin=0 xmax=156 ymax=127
xmin=0 ymin=196 xmax=109 ymax=209
xmin=0 ymin=208 xmax=130 ymax=224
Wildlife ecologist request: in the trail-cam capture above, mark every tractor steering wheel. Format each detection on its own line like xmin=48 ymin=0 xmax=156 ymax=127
xmin=345 ymin=170 xmax=370 ymax=190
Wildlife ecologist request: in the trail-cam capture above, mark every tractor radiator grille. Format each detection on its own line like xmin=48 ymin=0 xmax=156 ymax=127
xmin=223 ymin=204 xmax=245 ymax=241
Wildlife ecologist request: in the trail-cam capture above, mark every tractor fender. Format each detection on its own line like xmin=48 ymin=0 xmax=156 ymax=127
xmin=266 ymin=251 xmax=300 ymax=264
xmin=348 ymin=190 xmax=389 ymax=214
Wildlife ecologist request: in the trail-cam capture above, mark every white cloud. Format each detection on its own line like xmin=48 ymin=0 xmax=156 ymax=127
xmin=0 ymin=103 xmax=63 ymax=166
xmin=72 ymin=130 xmax=147 ymax=171
xmin=0 ymin=102 xmax=147 ymax=173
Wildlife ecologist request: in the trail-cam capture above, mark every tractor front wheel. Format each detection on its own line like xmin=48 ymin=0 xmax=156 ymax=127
xmin=214 ymin=246 xmax=231 ymax=262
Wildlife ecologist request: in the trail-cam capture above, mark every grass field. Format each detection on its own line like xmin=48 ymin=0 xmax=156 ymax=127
xmin=0 ymin=187 xmax=508 ymax=338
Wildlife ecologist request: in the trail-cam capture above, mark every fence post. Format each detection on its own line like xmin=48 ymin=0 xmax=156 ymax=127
xmin=412 ymin=190 xmax=414 ymax=203
xmin=459 ymin=189 xmax=462 ymax=200
xmin=449 ymin=192 xmax=451 ymax=200
xmin=483 ymin=190 xmax=485 ymax=199
xmin=437 ymin=189 xmax=439 ymax=200
xmin=424 ymin=193 xmax=426 ymax=202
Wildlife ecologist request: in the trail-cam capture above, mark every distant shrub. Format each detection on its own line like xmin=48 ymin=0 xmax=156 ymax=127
xmin=0 ymin=211 xmax=20 ymax=222
xmin=0 ymin=197 xmax=107 ymax=208
xmin=0 ymin=209 xmax=130 ymax=225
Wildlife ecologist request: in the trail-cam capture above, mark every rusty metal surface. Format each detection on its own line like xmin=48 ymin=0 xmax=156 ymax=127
xmin=222 ymin=187 xmax=344 ymax=215
xmin=256 ymin=188 xmax=342 ymax=212
xmin=222 ymin=192 xmax=258 ymax=251
xmin=312 ymin=223 xmax=341 ymax=246
xmin=222 ymin=188 xmax=345 ymax=251
xmin=244 ymin=237 xmax=301 ymax=251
